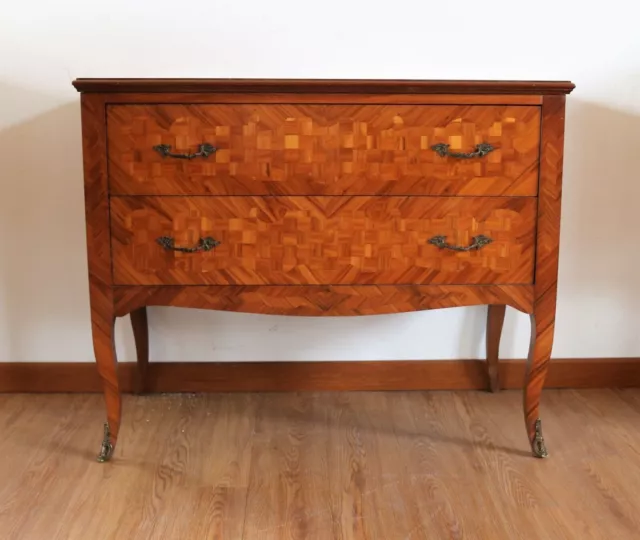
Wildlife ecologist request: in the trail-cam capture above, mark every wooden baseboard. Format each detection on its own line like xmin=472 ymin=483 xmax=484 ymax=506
xmin=0 ymin=358 xmax=638 ymax=393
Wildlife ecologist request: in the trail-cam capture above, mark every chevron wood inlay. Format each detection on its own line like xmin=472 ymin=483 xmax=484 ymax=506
xmin=113 ymin=285 xmax=534 ymax=318
xmin=107 ymin=104 xmax=541 ymax=197
xmin=74 ymin=78 xmax=574 ymax=462
xmin=110 ymin=196 xmax=536 ymax=286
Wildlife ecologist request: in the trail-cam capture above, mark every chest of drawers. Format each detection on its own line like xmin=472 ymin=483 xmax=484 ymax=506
xmin=72 ymin=78 xmax=574 ymax=462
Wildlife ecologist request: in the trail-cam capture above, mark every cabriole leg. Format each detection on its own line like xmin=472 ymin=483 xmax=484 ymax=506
xmin=486 ymin=304 xmax=506 ymax=392
xmin=524 ymin=310 xmax=555 ymax=458
xmin=90 ymin=297 xmax=121 ymax=463
xmin=130 ymin=307 xmax=149 ymax=394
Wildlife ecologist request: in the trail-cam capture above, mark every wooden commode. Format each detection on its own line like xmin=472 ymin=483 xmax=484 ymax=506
xmin=72 ymin=78 xmax=575 ymax=462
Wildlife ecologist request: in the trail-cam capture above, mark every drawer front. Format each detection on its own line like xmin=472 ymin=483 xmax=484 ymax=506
xmin=107 ymin=104 xmax=541 ymax=196
xmin=111 ymin=196 xmax=536 ymax=286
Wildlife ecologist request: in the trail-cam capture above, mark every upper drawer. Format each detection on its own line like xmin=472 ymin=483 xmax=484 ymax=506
xmin=106 ymin=104 xmax=541 ymax=196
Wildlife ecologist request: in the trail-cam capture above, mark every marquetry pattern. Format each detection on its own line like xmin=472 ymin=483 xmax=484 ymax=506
xmin=110 ymin=196 xmax=536 ymax=286
xmin=113 ymin=285 xmax=534 ymax=318
xmin=107 ymin=104 xmax=541 ymax=196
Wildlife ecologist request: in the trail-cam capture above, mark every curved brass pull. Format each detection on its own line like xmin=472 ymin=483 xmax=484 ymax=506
xmin=156 ymin=236 xmax=220 ymax=253
xmin=428 ymin=235 xmax=492 ymax=252
xmin=153 ymin=143 xmax=217 ymax=160
xmin=431 ymin=142 xmax=494 ymax=159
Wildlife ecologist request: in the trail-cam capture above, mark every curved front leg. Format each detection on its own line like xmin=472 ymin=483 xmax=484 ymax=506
xmin=523 ymin=308 xmax=555 ymax=458
xmin=524 ymin=94 xmax=566 ymax=459
xmin=90 ymin=287 xmax=121 ymax=462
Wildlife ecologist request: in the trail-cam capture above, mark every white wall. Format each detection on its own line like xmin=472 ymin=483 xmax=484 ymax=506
xmin=1 ymin=0 xmax=639 ymax=363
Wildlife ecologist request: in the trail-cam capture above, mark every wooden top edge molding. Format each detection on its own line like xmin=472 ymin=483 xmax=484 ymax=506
xmin=71 ymin=78 xmax=575 ymax=95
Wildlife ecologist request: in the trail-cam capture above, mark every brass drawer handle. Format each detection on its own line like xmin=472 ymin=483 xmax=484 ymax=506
xmin=431 ymin=142 xmax=494 ymax=159
xmin=428 ymin=235 xmax=492 ymax=252
xmin=156 ymin=236 xmax=220 ymax=253
xmin=153 ymin=143 xmax=217 ymax=160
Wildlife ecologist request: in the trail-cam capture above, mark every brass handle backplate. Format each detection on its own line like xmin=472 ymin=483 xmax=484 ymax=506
xmin=431 ymin=142 xmax=494 ymax=159
xmin=428 ymin=235 xmax=493 ymax=252
xmin=156 ymin=236 xmax=221 ymax=253
xmin=153 ymin=143 xmax=217 ymax=160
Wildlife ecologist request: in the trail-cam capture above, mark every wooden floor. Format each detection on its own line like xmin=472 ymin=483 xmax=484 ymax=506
xmin=1 ymin=390 xmax=640 ymax=539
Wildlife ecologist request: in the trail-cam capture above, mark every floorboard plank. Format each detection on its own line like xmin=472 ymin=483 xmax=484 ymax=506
xmin=1 ymin=390 xmax=639 ymax=539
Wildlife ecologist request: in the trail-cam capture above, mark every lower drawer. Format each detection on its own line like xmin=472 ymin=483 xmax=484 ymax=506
xmin=110 ymin=196 xmax=536 ymax=286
